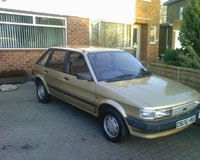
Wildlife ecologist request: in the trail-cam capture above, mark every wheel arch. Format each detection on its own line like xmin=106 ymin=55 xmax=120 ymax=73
xmin=98 ymin=99 xmax=130 ymax=142
xmin=35 ymin=75 xmax=50 ymax=93
xmin=97 ymin=99 xmax=127 ymax=119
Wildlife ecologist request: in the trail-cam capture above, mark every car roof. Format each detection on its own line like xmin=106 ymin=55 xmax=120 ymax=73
xmin=50 ymin=46 xmax=123 ymax=54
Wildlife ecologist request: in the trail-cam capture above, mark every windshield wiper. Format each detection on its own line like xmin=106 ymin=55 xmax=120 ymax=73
xmin=106 ymin=74 xmax=136 ymax=82
xmin=135 ymin=72 xmax=152 ymax=78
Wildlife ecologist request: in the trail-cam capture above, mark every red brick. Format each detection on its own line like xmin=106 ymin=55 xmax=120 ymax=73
xmin=136 ymin=0 xmax=160 ymax=62
xmin=0 ymin=50 xmax=44 ymax=74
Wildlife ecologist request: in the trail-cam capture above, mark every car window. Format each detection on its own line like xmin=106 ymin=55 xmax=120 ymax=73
xmin=37 ymin=49 xmax=52 ymax=66
xmin=68 ymin=52 xmax=90 ymax=76
xmin=46 ymin=50 xmax=67 ymax=72
xmin=88 ymin=51 xmax=149 ymax=81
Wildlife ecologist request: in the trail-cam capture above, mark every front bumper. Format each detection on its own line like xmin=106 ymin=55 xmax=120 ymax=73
xmin=126 ymin=107 xmax=200 ymax=132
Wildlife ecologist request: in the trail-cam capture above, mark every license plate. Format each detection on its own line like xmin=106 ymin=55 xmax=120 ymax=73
xmin=199 ymin=112 xmax=200 ymax=119
xmin=176 ymin=115 xmax=196 ymax=129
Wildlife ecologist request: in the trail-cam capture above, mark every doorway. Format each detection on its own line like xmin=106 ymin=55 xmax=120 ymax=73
xmin=133 ymin=25 xmax=141 ymax=59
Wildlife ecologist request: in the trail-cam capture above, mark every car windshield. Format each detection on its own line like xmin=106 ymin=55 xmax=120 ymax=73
xmin=88 ymin=51 xmax=151 ymax=82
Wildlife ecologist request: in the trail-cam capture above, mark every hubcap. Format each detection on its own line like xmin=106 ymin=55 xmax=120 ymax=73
xmin=104 ymin=115 xmax=119 ymax=138
xmin=38 ymin=84 xmax=45 ymax=100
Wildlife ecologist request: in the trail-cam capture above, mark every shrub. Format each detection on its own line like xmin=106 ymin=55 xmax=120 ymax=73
xmin=164 ymin=49 xmax=180 ymax=66
xmin=179 ymin=0 xmax=200 ymax=57
xmin=0 ymin=70 xmax=27 ymax=78
xmin=177 ymin=0 xmax=200 ymax=70
xmin=178 ymin=45 xmax=200 ymax=70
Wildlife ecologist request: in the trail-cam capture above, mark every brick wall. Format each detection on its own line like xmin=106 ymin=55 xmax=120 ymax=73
xmin=166 ymin=0 xmax=188 ymax=22
xmin=164 ymin=0 xmax=188 ymax=51
xmin=140 ymin=24 xmax=148 ymax=60
xmin=136 ymin=0 xmax=160 ymax=21
xmin=173 ymin=20 xmax=182 ymax=30
xmin=144 ymin=62 xmax=200 ymax=92
xmin=136 ymin=0 xmax=160 ymax=62
xmin=67 ymin=16 xmax=90 ymax=46
xmin=0 ymin=50 xmax=45 ymax=74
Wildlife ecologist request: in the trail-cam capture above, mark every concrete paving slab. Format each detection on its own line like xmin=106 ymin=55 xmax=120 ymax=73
xmin=0 ymin=81 xmax=200 ymax=160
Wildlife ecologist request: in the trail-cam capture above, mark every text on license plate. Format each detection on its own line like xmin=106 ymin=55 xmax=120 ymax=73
xmin=199 ymin=111 xmax=200 ymax=118
xmin=176 ymin=115 xmax=196 ymax=129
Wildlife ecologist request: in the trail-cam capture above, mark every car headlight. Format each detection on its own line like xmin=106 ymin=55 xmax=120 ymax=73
xmin=155 ymin=109 xmax=171 ymax=119
xmin=195 ymin=99 xmax=200 ymax=105
xmin=140 ymin=108 xmax=171 ymax=120
xmin=140 ymin=109 xmax=155 ymax=120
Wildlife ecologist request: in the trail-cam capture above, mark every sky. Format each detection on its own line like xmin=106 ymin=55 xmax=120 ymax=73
xmin=0 ymin=0 xmax=135 ymax=23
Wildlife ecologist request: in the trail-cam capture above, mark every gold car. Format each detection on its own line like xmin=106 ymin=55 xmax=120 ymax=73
xmin=33 ymin=46 xmax=200 ymax=142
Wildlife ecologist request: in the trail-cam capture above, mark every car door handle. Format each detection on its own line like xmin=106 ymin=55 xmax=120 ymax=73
xmin=44 ymin=70 xmax=48 ymax=74
xmin=64 ymin=77 xmax=69 ymax=81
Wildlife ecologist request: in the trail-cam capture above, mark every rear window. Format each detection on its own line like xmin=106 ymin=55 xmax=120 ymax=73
xmin=37 ymin=49 xmax=52 ymax=66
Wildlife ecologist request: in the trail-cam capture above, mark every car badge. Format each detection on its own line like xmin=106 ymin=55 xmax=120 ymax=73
xmin=183 ymin=107 xmax=187 ymax=111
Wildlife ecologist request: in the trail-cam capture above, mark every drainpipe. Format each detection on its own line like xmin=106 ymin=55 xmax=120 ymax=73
xmin=166 ymin=25 xmax=169 ymax=49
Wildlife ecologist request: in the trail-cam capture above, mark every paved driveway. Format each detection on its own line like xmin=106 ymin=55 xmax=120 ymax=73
xmin=0 ymin=82 xmax=200 ymax=160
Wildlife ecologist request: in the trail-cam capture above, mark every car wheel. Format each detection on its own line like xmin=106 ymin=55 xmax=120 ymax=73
xmin=101 ymin=108 xmax=128 ymax=142
xmin=36 ymin=81 xmax=51 ymax=103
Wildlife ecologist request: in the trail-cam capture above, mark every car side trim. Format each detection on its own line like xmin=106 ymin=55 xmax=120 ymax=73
xmin=48 ymin=84 xmax=97 ymax=108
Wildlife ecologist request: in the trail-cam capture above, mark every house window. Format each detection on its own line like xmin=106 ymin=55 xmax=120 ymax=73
xmin=179 ymin=7 xmax=184 ymax=20
xmin=0 ymin=12 xmax=67 ymax=49
xmin=150 ymin=26 xmax=156 ymax=44
xmin=174 ymin=30 xmax=181 ymax=49
xmin=90 ymin=21 xmax=132 ymax=48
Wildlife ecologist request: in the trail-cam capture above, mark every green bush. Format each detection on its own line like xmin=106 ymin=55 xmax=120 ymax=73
xmin=0 ymin=70 xmax=27 ymax=78
xmin=178 ymin=45 xmax=200 ymax=70
xmin=179 ymin=0 xmax=200 ymax=57
xmin=177 ymin=0 xmax=200 ymax=70
xmin=164 ymin=49 xmax=180 ymax=66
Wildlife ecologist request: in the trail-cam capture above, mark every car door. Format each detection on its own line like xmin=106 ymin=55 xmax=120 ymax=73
xmin=60 ymin=51 xmax=96 ymax=114
xmin=43 ymin=49 xmax=68 ymax=100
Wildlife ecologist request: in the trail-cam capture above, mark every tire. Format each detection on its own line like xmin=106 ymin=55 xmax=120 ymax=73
xmin=101 ymin=107 xmax=128 ymax=142
xmin=36 ymin=80 xmax=51 ymax=103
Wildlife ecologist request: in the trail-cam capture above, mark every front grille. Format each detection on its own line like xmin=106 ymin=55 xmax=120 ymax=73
xmin=172 ymin=101 xmax=198 ymax=116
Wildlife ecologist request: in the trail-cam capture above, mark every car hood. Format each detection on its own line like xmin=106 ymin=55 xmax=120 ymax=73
xmin=100 ymin=76 xmax=200 ymax=108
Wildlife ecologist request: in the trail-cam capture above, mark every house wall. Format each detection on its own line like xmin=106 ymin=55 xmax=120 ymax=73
xmin=171 ymin=21 xmax=182 ymax=49
xmin=0 ymin=16 xmax=90 ymax=74
xmin=135 ymin=0 xmax=160 ymax=62
xmin=166 ymin=0 xmax=188 ymax=22
xmin=67 ymin=16 xmax=90 ymax=46
xmin=140 ymin=24 xmax=148 ymax=60
xmin=0 ymin=50 xmax=44 ymax=73
xmin=164 ymin=0 xmax=189 ymax=50
xmin=0 ymin=2 xmax=161 ymax=74
xmin=173 ymin=20 xmax=182 ymax=30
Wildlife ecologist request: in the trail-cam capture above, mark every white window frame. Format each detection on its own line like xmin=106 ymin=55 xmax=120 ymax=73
xmin=173 ymin=30 xmax=181 ymax=49
xmin=90 ymin=20 xmax=133 ymax=48
xmin=179 ymin=7 xmax=184 ymax=21
xmin=0 ymin=11 xmax=67 ymax=28
xmin=150 ymin=26 xmax=157 ymax=44
xmin=0 ymin=11 xmax=67 ymax=50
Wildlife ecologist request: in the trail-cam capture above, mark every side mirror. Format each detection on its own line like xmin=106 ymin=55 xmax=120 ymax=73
xmin=77 ymin=72 xmax=93 ymax=81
